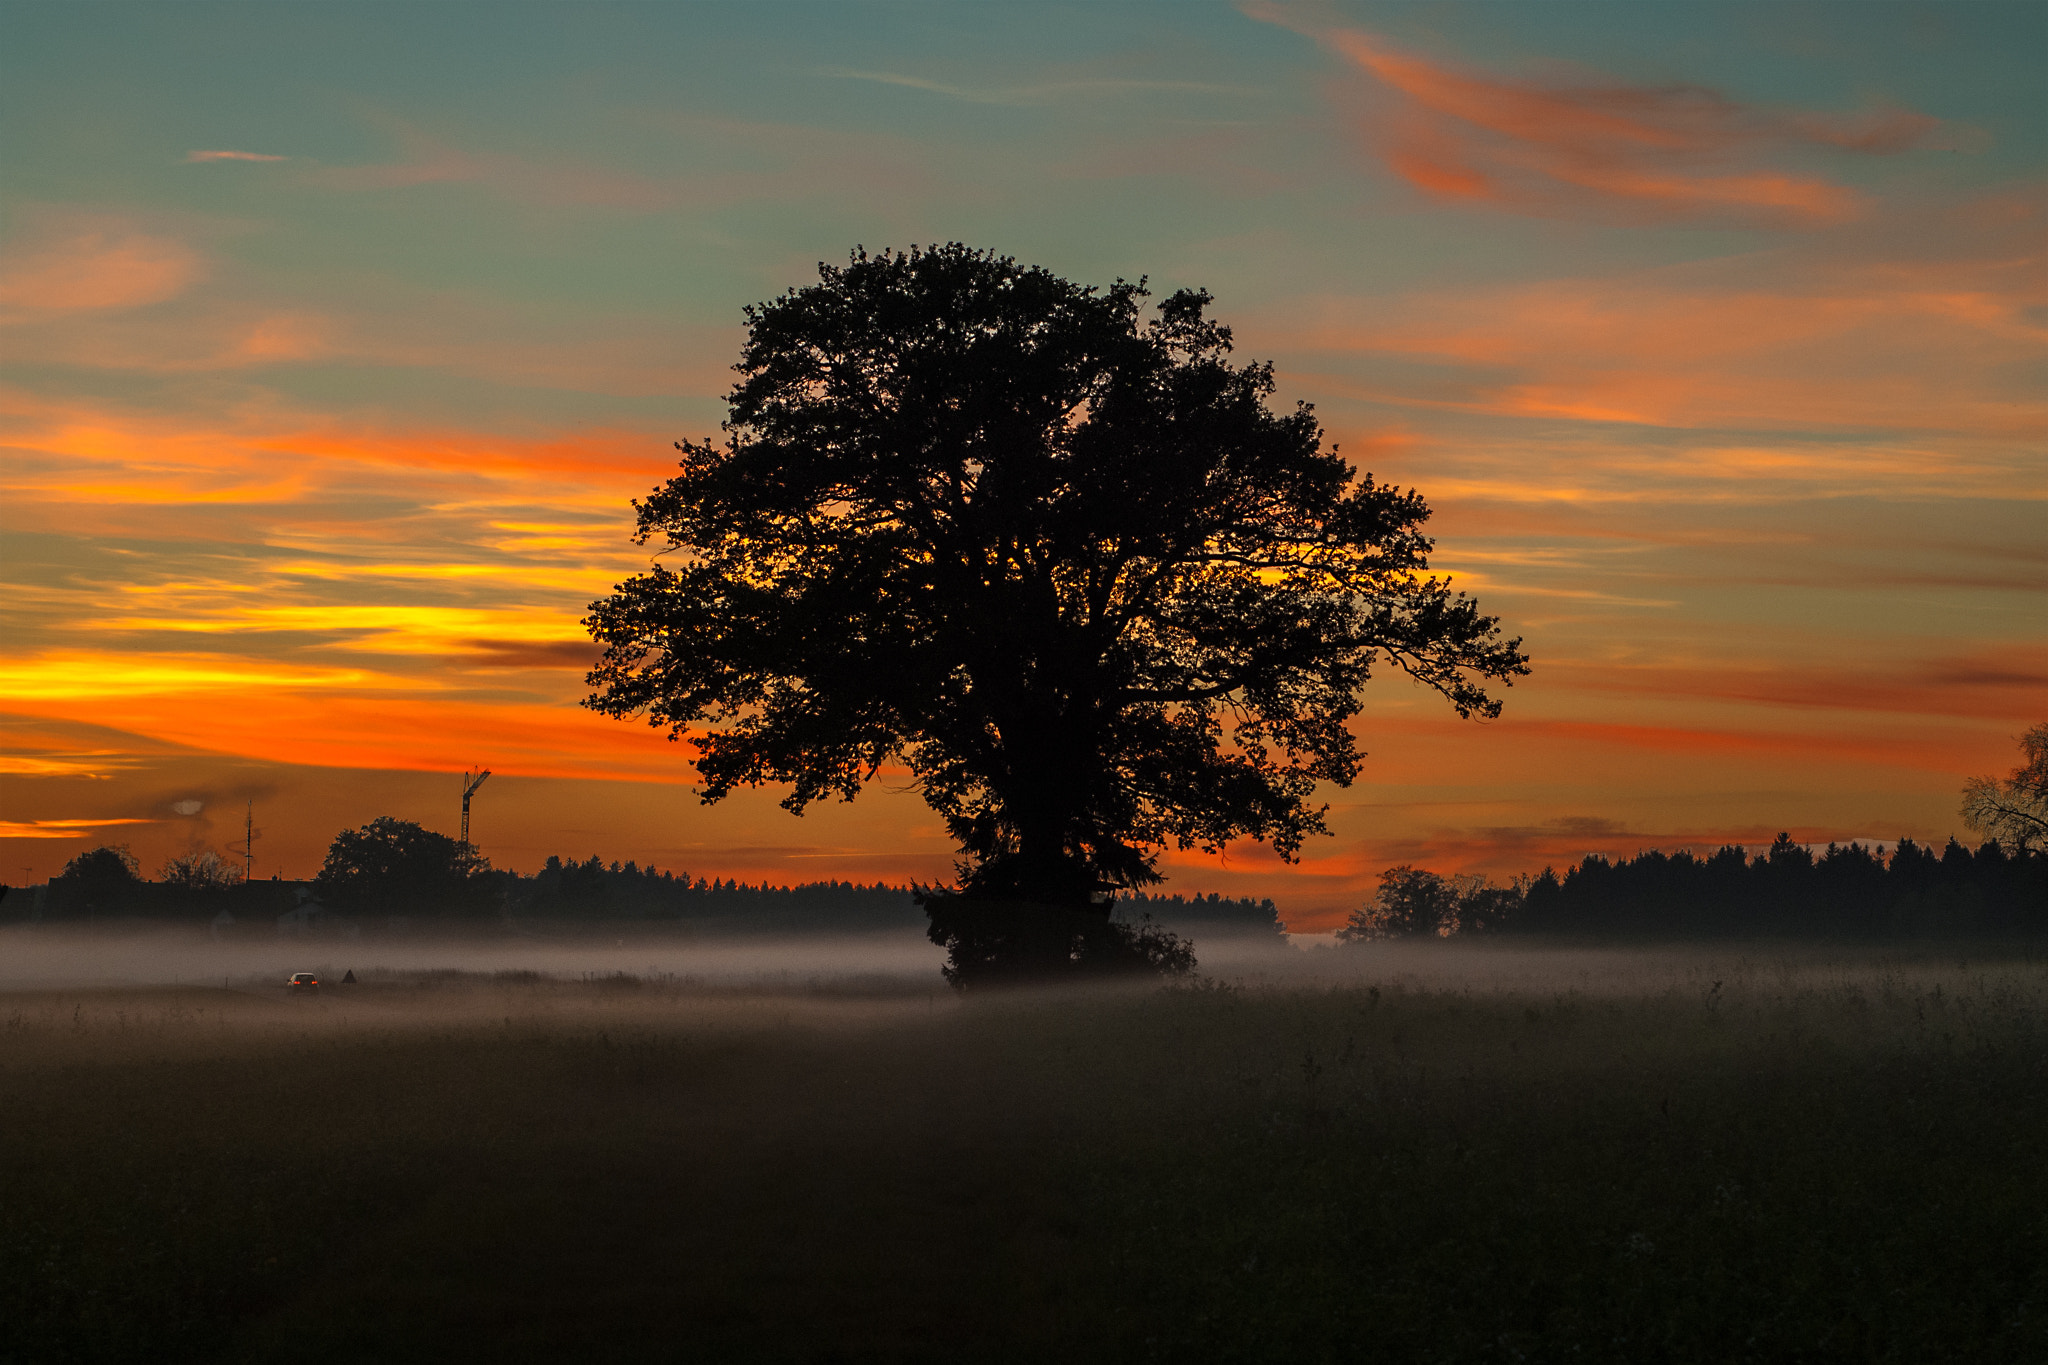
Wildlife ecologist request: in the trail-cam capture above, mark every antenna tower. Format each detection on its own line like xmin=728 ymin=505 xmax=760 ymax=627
xmin=461 ymin=768 xmax=492 ymax=853
xmin=231 ymin=800 xmax=260 ymax=882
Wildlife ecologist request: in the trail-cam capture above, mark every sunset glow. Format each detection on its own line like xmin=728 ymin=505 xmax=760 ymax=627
xmin=3 ymin=2 xmax=2041 ymax=928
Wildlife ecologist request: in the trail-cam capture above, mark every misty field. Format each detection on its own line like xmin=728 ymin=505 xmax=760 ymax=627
xmin=2 ymin=941 xmax=2043 ymax=1364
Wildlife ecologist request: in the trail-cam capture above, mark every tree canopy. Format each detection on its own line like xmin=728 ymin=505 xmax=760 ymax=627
xmin=56 ymin=845 xmax=142 ymax=901
xmin=159 ymin=848 xmax=243 ymax=893
xmin=1961 ymin=722 xmax=2048 ymax=853
xmin=1339 ymin=865 xmax=1461 ymax=941
xmin=60 ymin=844 xmax=141 ymax=885
xmin=315 ymin=817 xmax=495 ymax=918
xmin=585 ymin=245 xmax=1527 ymax=968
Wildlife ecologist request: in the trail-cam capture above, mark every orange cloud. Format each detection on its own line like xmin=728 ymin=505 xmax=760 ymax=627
xmin=1270 ymin=195 xmax=2048 ymax=446
xmin=77 ymin=599 xmax=593 ymax=656
xmin=1501 ymin=719 xmax=1995 ymax=774
xmin=235 ymin=313 xmax=331 ymax=360
xmin=0 ymin=276 xmax=733 ymax=395
xmin=0 ymin=216 xmax=202 ymax=313
xmin=6 ymin=684 xmax=696 ymax=785
xmin=0 ymin=395 xmax=680 ymax=526
xmin=0 ymin=400 xmax=678 ymax=791
xmin=0 ymin=755 xmax=124 ymax=778
xmin=0 ymin=652 xmax=389 ymax=702
xmin=1545 ymin=650 xmax=2048 ymax=725
xmin=1252 ymin=12 xmax=1960 ymax=226
xmin=186 ymin=149 xmax=286 ymax=163
xmin=0 ymin=818 xmax=156 ymax=840
xmin=0 ymin=720 xmax=164 ymax=779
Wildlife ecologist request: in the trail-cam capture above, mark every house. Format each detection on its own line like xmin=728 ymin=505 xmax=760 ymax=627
xmin=276 ymin=886 xmax=324 ymax=938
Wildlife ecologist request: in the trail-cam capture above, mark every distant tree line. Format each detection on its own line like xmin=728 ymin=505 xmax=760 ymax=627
xmin=1513 ymin=836 xmax=2043 ymax=938
xmin=13 ymin=845 xmax=294 ymax=923
xmin=1340 ymin=836 xmax=2045 ymax=942
xmin=513 ymin=854 xmax=923 ymax=931
xmin=16 ymin=820 xmax=2040 ymax=943
xmin=502 ymin=855 xmax=1284 ymax=936
xmin=1339 ymin=729 xmax=2048 ymax=941
xmin=6 ymin=820 xmax=1286 ymax=939
xmin=1115 ymin=890 xmax=1285 ymax=939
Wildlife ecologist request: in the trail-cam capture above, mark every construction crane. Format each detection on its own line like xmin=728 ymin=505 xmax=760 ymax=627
xmin=460 ymin=768 xmax=491 ymax=853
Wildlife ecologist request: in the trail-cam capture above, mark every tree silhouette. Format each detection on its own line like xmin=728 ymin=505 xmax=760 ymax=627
xmin=159 ymin=848 xmax=242 ymax=893
xmin=316 ymin=817 xmax=495 ymax=919
xmin=1339 ymin=865 xmax=1459 ymax=941
xmin=61 ymin=844 xmax=141 ymax=886
xmin=1962 ymin=723 xmax=2048 ymax=852
xmin=586 ymin=245 xmax=1527 ymax=978
xmin=53 ymin=844 xmax=144 ymax=918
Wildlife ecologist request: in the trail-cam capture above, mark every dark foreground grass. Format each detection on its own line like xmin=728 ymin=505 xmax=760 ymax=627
xmin=1 ymin=948 xmax=2043 ymax=1363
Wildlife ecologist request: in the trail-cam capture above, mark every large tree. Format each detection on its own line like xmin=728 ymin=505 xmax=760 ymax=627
xmin=316 ymin=817 xmax=496 ymax=919
xmin=159 ymin=848 xmax=243 ymax=894
xmin=52 ymin=844 xmax=146 ymax=919
xmin=1961 ymin=722 xmax=2048 ymax=853
xmin=585 ymin=245 xmax=1528 ymax=975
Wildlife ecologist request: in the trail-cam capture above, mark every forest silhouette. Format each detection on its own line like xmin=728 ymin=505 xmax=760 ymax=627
xmin=18 ymin=821 xmax=2041 ymax=945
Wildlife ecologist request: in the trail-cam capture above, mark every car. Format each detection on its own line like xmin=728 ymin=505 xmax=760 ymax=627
xmin=287 ymin=972 xmax=319 ymax=991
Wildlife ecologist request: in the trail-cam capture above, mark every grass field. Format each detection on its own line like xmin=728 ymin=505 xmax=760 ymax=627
xmin=2 ymin=941 xmax=2043 ymax=1363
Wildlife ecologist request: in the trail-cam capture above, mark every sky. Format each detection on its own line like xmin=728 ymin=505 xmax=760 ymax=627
xmin=2 ymin=0 xmax=2042 ymax=929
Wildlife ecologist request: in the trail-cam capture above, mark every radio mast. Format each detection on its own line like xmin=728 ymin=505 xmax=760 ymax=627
xmin=231 ymin=800 xmax=260 ymax=882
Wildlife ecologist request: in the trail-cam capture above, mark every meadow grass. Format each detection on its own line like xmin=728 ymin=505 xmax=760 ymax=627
xmin=1 ymin=943 xmax=2043 ymax=1363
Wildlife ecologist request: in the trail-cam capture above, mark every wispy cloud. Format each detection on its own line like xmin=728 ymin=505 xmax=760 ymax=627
xmin=2 ymin=672 xmax=698 ymax=783
xmin=0 ymin=256 xmax=736 ymax=395
xmin=0 ymin=395 xmax=683 ymax=782
xmin=1248 ymin=7 xmax=1967 ymax=226
xmin=0 ymin=214 xmax=202 ymax=313
xmin=1267 ymin=192 xmax=2048 ymax=449
xmin=1544 ymin=648 xmax=2048 ymax=723
xmin=79 ymin=600 xmax=593 ymax=659
xmin=0 ymin=817 xmax=155 ymax=839
xmin=0 ymin=754 xmax=126 ymax=779
xmin=185 ymin=149 xmax=286 ymax=163
xmin=307 ymin=124 xmax=680 ymax=209
xmin=0 ymin=652 xmax=385 ymax=701
xmin=823 ymin=67 xmax=1252 ymax=106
